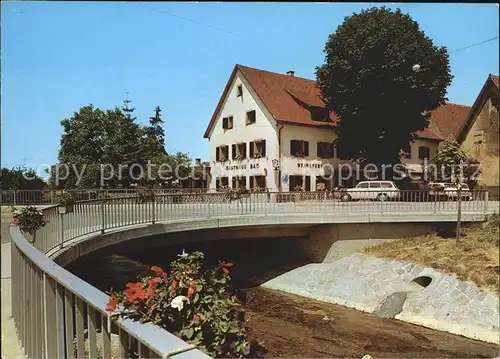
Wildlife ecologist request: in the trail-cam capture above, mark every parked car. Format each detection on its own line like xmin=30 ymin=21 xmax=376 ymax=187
xmin=428 ymin=182 xmax=472 ymax=201
xmin=340 ymin=181 xmax=401 ymax=202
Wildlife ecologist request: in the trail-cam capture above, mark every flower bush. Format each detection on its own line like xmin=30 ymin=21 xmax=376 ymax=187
xmin=11 ymin=206 xmax=47 ymax=243
xmin=56 ymin=192 xmax=75 ymax=206
xmin=106 ymin=250 xmax=265 ymax=358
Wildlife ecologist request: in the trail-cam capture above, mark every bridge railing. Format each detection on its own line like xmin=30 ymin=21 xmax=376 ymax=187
xmin=28 ymin=189 xmax=490 ymax=255
xmin=10 ymin=189 xmax=491 ymax=358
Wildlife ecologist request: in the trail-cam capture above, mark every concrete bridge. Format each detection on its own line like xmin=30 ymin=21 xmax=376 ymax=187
xmin=7 ymin=191 xmax=497 ymax=359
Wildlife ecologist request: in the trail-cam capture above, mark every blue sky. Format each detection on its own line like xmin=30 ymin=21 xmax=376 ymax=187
xmin=1 ymin=2 xmax=499 ymax=171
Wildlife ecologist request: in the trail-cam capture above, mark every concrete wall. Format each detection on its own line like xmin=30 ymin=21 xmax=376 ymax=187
xmin=304 ymin=223 xmax=437 ymax=263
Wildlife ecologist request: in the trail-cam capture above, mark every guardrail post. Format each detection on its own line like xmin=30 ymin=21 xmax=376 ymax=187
xmin=59 ymin=214 xmax=64 ymax=248
xmin=14 ymin=190 xmax=17 ymax=206
xmin=100 ymin=199 xmax=105 ymax=234
xmin=50 ymin=190 xmax=54 ymax=205
xmin=151 ymin=193 xmax=156 ymax=224
xmin=484 ymin=190 xmax=489 ymax=214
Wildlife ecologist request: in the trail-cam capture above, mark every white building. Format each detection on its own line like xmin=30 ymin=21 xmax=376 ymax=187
xmin=203 ymin=64 xmax=471 ymax=191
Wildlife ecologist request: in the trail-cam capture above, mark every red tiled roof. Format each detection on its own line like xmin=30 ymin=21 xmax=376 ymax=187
xmin=204 ymin=64 xmax=471 ymax=140
xmin=237 ymin=65 xmax=338 ymax=127
xmin=417 ymin=103 xmax=472 ymax=141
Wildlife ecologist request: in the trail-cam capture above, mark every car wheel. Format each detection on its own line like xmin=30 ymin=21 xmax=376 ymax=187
xmin=377 ymin=193 xmax=389 ymax=202
xmin=341 ymin=194 xmax=351 ymax=202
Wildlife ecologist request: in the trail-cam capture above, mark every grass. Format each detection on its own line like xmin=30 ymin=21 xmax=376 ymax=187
xmin=364 ymin=214 xmax=500 ymax=294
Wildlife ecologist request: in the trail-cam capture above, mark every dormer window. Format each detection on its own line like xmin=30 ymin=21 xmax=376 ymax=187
xmin=237 ymin=85 xmax=243 ymax=97
xmin=310 ymin=107 xmax=329 ymax=122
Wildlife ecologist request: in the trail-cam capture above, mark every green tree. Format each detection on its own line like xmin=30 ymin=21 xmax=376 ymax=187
xmin=426 ymin=139 xmax=482 ymax=188
xmin=0 ymin=167 xmax=46 ymax=190
xmin=316 ymin=7 xmax=453 ymax=175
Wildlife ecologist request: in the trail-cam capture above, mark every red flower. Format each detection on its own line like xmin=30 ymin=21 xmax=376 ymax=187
xmin=193 ymin=314 xmax=200 ymax=322
xmin=151 ymin=266 xmax=167 ymax=278
xmin=187 ymin=285 xmax=195 ymax=298
xmin=171 ymin=279 xmax=177 ymax=288
xmin=10 ymin=218 xmax=19 ymax=226
xmin=123 ymin=282 xmax=147 ymax=304
xmin=221 ymin=261 xmax=234 ymax=274
xmin=169 ymin=289 xmax=176 ymax=296
xmin=106 ymin=296 xmax=117 ymax=312
xmin=151 ymin=277 xmax=163 ymax=284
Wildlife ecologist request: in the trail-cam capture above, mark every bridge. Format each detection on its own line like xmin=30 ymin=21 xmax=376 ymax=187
xmin=6 ymin=190 xmax=497 ymax=358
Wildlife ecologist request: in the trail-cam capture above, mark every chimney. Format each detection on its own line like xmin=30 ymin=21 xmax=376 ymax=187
xmin=286 ymin=70 xmax=295 ymax=77
xmin=195 ymin=158 xmax=201 ymax=166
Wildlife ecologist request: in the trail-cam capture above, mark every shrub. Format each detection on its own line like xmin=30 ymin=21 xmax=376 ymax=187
xmin=106 ymin=250 xmax=264 ymax=358
xmin=11 ymin=205 xmax=47 ymax=243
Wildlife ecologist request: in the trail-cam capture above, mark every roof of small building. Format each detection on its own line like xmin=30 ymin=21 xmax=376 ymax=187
xmin=204 ymin=64 xmax=472 ymax=141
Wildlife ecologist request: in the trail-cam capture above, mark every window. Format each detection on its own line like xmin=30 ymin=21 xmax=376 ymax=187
xmin=232 ymin=176 xmax=247 ymax=189
xmin=473 ymin=131 xmax=485 ymax=145
xmin=250 ymin=139 xmax=266 ymax=158
xmin=369 ymin=182 xmax=381 ymax=189
xmin=237 ymin=85 xmax=243 ymax=97
xmin=222 ymin=116 xmax=233 ymax=130
xmin=251 ymin=175 xmax=266 ymax=191
xmin=216 ymin=177 xmax=229 ymax=189
xmin=232 ymin=142 xmax=247 ymax=160
xmin=317 ymin=142 xmax=334 ymax=158
xmin=290 ymin=140 xmax=309 ymax=157
xmin=215 ymin=145 xmax=229 ymax=162
xmin=356 ymin=182 xmax=369 ymax=189
xmin=310 ymin=107 xmax=329 ymax=122
xmin=289 ymin=175 xmax=311 ymax=191
xmin=381 ymin=182 xmax=393 ymax=189
xmin=246 ymin=110 xmax=256 ymax=125
xmin=418 ymin=146 xmax=430 ymax=160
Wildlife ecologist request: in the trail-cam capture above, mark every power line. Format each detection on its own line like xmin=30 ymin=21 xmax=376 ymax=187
xmin=139 ymin=3 xmax=247 ymax=39
xmin=449 ymin=36 xmax=499 ymax=54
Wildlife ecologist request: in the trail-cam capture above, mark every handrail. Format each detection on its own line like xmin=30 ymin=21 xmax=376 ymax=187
xmin=9 ymin=190 xmax=492 ymax=358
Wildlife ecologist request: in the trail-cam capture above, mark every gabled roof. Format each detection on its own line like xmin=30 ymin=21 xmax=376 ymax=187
xmin=204 ymin=64 xmax=471 ymax=141
xmin=417 ymin=103 xmax=472 ymax=141
xmin=456 ymin=74 xmax=499 ymax=143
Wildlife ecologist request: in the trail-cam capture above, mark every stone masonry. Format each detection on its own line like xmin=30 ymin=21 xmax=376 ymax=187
xmin=262 ymin=253 xmax=500 ymax=344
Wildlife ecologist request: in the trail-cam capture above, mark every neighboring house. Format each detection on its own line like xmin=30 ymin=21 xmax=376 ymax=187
xmin=457 ymin=74 xmax=499 ymax=187
xmin=403 ymin=103 xmax=472 ymax=176
xmin=203 ymin=64 xmax=472 ymax=191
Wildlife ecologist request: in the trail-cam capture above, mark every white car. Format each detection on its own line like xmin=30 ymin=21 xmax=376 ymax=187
xmin=341 ymin=181 xmax=401 ymax=202
xmin=428 ymin=182 xmax=472 ymax=201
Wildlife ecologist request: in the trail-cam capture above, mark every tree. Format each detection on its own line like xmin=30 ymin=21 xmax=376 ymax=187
xmin=316 ymin=7 xmax=453 ymax=175
xmin=148 ymin=105 xmax=167 ymax=156
xmin=426 ymin=139 xmax=482 ymax=188
xmin=1 ymin=167 xmax=46 ymax=191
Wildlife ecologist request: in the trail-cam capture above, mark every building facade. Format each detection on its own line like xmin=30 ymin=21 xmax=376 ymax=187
xmin=458 ymin=74 xmax=500 ymax=186
xmin=204 ymin=64 xmax=474 ymax=191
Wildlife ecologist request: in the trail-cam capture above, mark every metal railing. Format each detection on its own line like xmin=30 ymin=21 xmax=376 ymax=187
xmin=9 ymin=189 xmax=492 ymax=358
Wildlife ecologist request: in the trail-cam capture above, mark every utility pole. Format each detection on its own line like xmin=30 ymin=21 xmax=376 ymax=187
xmin=456 ymin=179 xmax=462 ymax=243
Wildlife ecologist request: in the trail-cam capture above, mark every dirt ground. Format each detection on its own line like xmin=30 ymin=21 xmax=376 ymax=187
xmin=243 ymin=287 xmax=499 ymax=358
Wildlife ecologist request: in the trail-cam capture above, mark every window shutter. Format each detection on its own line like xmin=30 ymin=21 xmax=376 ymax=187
xmin=250 ymin=142 xmax=254 ymax=158
xmin=317 ymin=142 xmax=322 ymax=157
xmin=216 ymin=147 xmax=220 ymax=161
xmin=232 ymin=144 xmax=236 ymax=159
xmin=291 ymin=140 xmax=297 ymax=154
xmin=222 ymin=117 xmax=228 ymax=129
xmin=304 ymin=141 xmax=309 ymax=156
xmin=261 ymin=140 xmax=266 ymax=156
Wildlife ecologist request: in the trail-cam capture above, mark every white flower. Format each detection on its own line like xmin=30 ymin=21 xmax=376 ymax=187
xmin=177 ymin=249 xmax=188 ymax=259
xmin=170 ymin=296 xmax=190 ymax=311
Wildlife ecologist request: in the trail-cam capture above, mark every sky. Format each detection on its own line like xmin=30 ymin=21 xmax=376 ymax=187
xmin=1 ymin=2 xmax=499 ymax=172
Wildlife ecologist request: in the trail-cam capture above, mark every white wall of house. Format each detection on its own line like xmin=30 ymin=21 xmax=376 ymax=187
xmin=206 ymin=72 xmax=279 ymax=190
xmin=280 ymin=124 xmax=344 ymax=191
xmin=401 ymin=138 xmax=440 ymax=169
